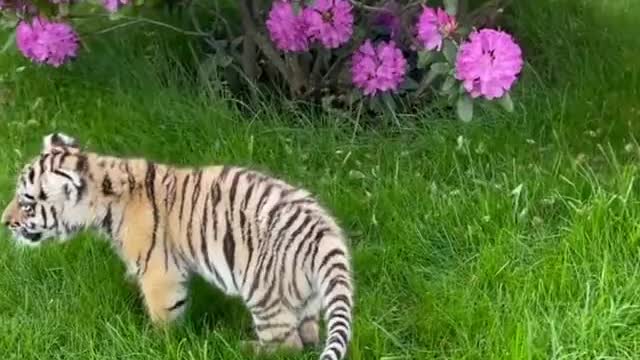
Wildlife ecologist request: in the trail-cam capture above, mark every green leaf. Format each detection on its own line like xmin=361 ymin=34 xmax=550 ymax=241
xmin=441 ymin=75 xmax=456 ymax=94
xmin=1 ymin=30 xmax=16 ymax=54
xmin=444 ymin=0 xmax=458 ymax=16
xmin=417 ymin=50 xmax=434 ymax=69
xmin=381 ymin=93 xmax=397 ymax=113
xmin=291 ymin=1 xmax=302 ymax=15
xmin=400 ymin=77 xmax=420 ymax=91
xmin=456 ymin=95 xmax=474 ymax=122
xmin=497 ymin=93 xmax=514 ymax=112
xmin=442 ymin=40 xmax=458 ymax=65
xmin=422 ymin=62 xmax=450 ymax=85
xmin=430 ymin=62 xmax=450 ymax=74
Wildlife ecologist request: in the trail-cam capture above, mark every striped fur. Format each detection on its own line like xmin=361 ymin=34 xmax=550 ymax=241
xmin=1 ymin=133 xmax=354 ymax=360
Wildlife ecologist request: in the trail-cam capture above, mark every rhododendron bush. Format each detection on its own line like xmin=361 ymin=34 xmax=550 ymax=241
xmin=0 ymin=0 xmax=522 ymax=121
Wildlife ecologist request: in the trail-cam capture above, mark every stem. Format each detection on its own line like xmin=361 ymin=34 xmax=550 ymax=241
xmin=237 ymin=0 xmax=304 ymax=95
xmin=240 ymin=0 xmax=258 ymax=82
xmin=75 ymin=14 xmax=210 ymax=37
xmin=348 ymin=0 xmax=386 ymax=12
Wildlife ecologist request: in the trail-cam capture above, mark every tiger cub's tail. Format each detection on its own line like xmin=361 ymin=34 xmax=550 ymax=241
xmin=315 ymin=235 xmax=353 ymax=360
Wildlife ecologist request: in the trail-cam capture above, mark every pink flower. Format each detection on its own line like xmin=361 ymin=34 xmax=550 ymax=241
xmin=304 ymin=0 xmax=354 ymax=49
xmin=266 ymin=1 xmax=309 ymax=52
xmin=416 ymin=6 xmax=457 ymax=51
xmin=455 ymin=29 xmax=524 ymax=100
xmin=103 ymin=0 xmax=129 ymax=13
xmin=16 ymin=17 xmax=79 ymax=67
xmin=352 ymin=40 xmax=407 ymax=96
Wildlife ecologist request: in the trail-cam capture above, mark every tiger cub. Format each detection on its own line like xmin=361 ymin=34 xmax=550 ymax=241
xmin=1 ymin=133 xmax=354 ymax=360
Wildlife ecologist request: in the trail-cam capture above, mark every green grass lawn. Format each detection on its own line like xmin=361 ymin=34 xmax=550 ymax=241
xmin=1 ymin=1 xmax=640 ymax=359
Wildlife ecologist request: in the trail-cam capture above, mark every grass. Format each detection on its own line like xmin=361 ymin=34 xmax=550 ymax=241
xmin=1 ymin=0 xmax=640 ymax=359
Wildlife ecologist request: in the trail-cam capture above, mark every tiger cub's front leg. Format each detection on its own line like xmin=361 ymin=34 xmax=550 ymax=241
xmin=120 ymin=195 xmax=189 ymax=326
xmin=139 ymin=265 xmax=189 ymax=326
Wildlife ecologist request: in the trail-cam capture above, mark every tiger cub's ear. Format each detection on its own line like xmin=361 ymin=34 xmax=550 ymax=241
xmin=42 ymin=133 xmax=80 ymax=152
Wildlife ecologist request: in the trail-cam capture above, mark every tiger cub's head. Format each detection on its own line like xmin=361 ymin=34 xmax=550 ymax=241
xmin=2 ymin=133 xmax=90 ymax=246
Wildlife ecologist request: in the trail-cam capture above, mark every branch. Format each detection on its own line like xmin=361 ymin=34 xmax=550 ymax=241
xmin=348 ymin=0 xmax=386 ymax=12
xmin=76 ymin=14 xmax=210 ymax=37
xmin=237 ymin=0 xmax=304 ymax=94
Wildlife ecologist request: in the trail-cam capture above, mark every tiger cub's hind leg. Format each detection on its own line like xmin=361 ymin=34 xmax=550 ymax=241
xmin=246 ymin=305 xmax=304 ymax=354
xmin=298 ymin=294 xmax=322 ymax=347
xmin=299 ymin=315 xmax=321 ymax=347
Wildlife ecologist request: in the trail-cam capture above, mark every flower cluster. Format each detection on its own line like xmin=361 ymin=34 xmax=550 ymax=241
xmin=263 ymin=2 xmax=524 ymax=101
xmin=16 ymin=17 xmax=79 ymax=67
xmin=303 ymin=0 xmax=354 ymax=49
xmin=417 ymin=6 xmax=457 ymax=51
xmin=266 ymin=1 xmax=310 ymax=52
xmin=266 ymin=0 xmax=354 ymax=52
xmin=352 ymin=40 xmax=407 ymax=96
xmin=1 ymin=0 xmax=523 ymax=119
xmin=456 ymin=29 xmax=523 ymax=100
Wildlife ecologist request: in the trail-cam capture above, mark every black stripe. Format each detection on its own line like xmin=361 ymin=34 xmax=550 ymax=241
xmin=38 ymin=190 xmax=47 ymax=201
xmin=39 ymin=154 xmax=49 ymax=173
xmin=76 ymin=179 xmax=86 ymax=203
xmin=178 ymin=174 xmax=191 ymax=223
xmin=28 ymin=168 xmax=35 ymax=184
xmin=114 ymin=210 xmax=124 ymax=245
xmin=254 ymin=183 xmax=275 ymax=219
xmin=280 ymin=215 xmax=312 ymax=299
xmin=328 ymin=312 xmax=350 ymax=326
xmin=328 ymin=318 xmax=350 ymax=331
xmin=251 ymin=274 xmax=276 ymax=309
xmin=241 ymin=220 xmax=254 ymax=288
xmin=102 ymin=175 xmax=115 ymax=196
xmin=124 ymin=162 xmax=136 ymax=192
xmin=254 ymin=287 xmax=278 ymax=311
xmin=329 ymin=305 xmax=350 ymax=318
xmin=319 ymin=249 xmax=345 ymax=271
xmin=219 ymin=166 xmax=231 ymax=180
xmin=242 ymin=182 xmax=256 ymax=210
xmin=326 ymin=294 xmax=351 ymax=310
xmin=325 ymin=276 xmax=350 ymax=295
xmin=223 ymin=213 xmax=237 ymax=289
xmin=101 ymin=204 xmax=113 ymax=237
xmin=252 ymin=307 xmax=284 ymax=322
xmin=75 ymin=154 xmax=88 ymax=173
xmin=326 ymin=345 xmax=342 ymax=360
xmin=328 ymin=330 xmax=348 ymax=347
xmin=53 ymin=169 xmax=74 ymax=183
xmin=291 ymin=220 xmax=320 ymax=293
xmin=50 ymin=206 xmax=58 ymax=229
xmin=142 ymin=162 xmax=159 ymax=273
xmin=254 ymin=322 xmax=292 ymax=332
xmin=263 ymin=207 xmax=302 ymax=282
xmin=261 ymin=327 xmax=297 ymax=344
xmin=322 ymin=263 xmax=348 ymax=282
xmin=186 ymin=170 xmax=202 ymax=259
xmin=167 ymin=298 xmax=186 ymax=311
xmin=200 ymin=187 xmax=215 ymax=277
xmin=48 ymin=152 xmax=56 ymax=172
xmin=168 ymin=175 xmax=178 ymax=212
xmin=40 ymin=204 xmax=48 ymax=228
xmin=310 ymin=229 xmax=327 ymax=271
xmin=169 ymin=245 xmax=182 ymax=271
xmin=228 ymin=169 xmax=245 ymax=215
